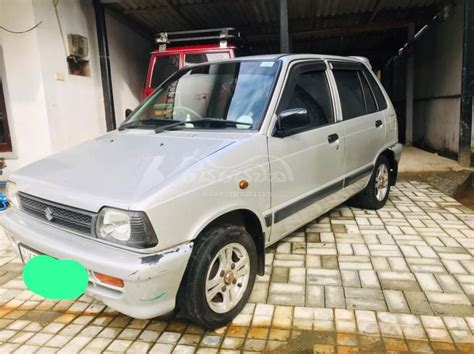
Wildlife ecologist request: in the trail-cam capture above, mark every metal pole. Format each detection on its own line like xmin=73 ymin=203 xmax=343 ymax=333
xmin=93 ymin=0 xmax=116 ymax=131
xmin=280 ymin=0 xmax=289 ymax=53
xmin=405 ymin=22 xmax=415 ymax=146
xmin=460 ymin=0 xmax=474 ymax=167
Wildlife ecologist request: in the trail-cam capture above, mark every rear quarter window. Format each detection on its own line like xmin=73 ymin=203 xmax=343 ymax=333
xmin=363 ymin=68 xmax=388 ymax=110
xmin=359 ymin=73 xmax=377 ymax=114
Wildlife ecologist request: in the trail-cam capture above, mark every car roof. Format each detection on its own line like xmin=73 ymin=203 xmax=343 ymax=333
xmin=178 ymin=54 xmax=372 ymax=71
xmin=225 ymin=54 xmax=370 ymax=66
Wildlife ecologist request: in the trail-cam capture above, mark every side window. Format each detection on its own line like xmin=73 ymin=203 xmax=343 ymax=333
xmin=281 ymin=70 xmax=334 ymax=133
xmin=363 ymin=68 xmax=388 ymax=110
xmin=359 ymin=73 xmax=377 ymax=114
xmin=150 ymin=55 xmax=180 ymax=88
xmin=333 ymin=70 xmax=365 ymax=120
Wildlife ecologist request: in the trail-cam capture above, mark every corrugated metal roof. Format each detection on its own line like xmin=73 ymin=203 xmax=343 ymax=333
xmin=106 ymin=0 xmax=445 ymax=33
xmin=104 ymin=0 xmax=448 ymax=68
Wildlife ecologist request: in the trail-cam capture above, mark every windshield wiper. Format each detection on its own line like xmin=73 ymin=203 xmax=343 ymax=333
xmin=156 ymin=118 xmax=253 ymax=133
xmin=119 ymin=118 xmax=182 ymax=131
xmin=118 ymin=123 xmax=141 ymax=131
xmin=188 ymin=118 xmax=253 ymax=129
xmin=121 ymin=117 xmax=254 ymax=133
xmin=154 ymin=121 xmax=186 ymax=133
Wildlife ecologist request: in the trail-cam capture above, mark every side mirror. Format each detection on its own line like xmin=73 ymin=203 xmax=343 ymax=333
xmin=274 ymin=108 xmax=309 ymax=138
xmin=125 ymin=108 xmax=132 ymax=118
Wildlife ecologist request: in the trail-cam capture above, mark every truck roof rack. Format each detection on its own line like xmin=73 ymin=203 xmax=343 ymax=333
xmin=155 ymin=27 xmax=246 ymax=52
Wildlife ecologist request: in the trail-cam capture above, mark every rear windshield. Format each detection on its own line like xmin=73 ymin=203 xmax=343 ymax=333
xmin=184 ymin=52 xmax=231 ymax=65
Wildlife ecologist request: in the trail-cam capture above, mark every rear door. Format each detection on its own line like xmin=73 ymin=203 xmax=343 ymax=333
xmin=329 ymin=61 xmax=386 ymax=188
xmin=268 ymin=61 xmax=345 ymax=240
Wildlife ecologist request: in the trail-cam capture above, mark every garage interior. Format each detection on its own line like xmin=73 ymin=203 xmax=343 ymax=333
xmin=98 ymin=0 xmax=472 ymax=166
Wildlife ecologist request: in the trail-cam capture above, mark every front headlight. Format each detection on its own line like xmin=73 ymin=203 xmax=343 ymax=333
xmin=5 ymin=181 xmax=20 ymax=209
xmin=96 ymin=207 xmax=158 ymax=248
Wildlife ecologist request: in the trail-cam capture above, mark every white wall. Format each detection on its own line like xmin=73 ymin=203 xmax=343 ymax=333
xmin=0 ymin=0 xmax=152 ymax=178
xmin=106 ymin=12 xmax=151 ymax=126
xmin=32 ymin=0 xmax=107 ymax=153
xmin=413 ymin=0 xmax=464 ymax=157
xmin=0 ymin=0 xmax=53 ymax=176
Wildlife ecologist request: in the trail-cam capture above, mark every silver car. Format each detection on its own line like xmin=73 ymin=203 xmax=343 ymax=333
xmin=2 ymin=54 xmax=401 ymax=329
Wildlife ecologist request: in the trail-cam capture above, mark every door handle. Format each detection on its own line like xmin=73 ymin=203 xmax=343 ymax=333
xmin=328 ymin=133 xmax=339 ymax=143
xmin=375 ymin=120 xmax=383 ymax=128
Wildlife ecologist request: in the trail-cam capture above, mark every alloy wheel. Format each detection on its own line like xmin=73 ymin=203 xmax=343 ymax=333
xmin=375 ymin=164 xmax=389 ymax=201
xmin=205 ymin=243 xmax=250 ymax=314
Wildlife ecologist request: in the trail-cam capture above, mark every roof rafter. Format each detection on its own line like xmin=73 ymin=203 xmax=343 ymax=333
xmin=158 ymin=0 xmax=199 ymax=28
xmin=241 ymin=6 xmax=436 ymax=38
xmin=368 ymin=0 xmax=384 ymax=24
xmin=248 ymin=21 xmax=412 ymax=41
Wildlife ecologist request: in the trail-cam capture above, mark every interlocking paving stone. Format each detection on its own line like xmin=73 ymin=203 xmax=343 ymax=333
xmin=325 ymin=286 xmax=345 ymax=309
xmin=425 ymin=292 xmax=472 ymax=306
xmin=384 ymin=290 xmax=410 ymax=313
xmin=1 ymin=182 xmax=474 ymax=352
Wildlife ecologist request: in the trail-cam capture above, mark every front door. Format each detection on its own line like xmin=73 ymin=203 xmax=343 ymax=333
xmin=268 ymin=61 xmax=345 ymax=241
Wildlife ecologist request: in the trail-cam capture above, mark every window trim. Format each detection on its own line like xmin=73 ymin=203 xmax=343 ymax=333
xmin=272 ymin=61 xmax=336 ymax=137
xmin=330 ymin=61 xmax=364 ymax=71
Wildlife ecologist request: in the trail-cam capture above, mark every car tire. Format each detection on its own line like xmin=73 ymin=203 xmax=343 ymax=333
xmin=350 ymin=155 xmax=391 ymax=210
xmin=177 ymin=224 xmax=257 ymax=329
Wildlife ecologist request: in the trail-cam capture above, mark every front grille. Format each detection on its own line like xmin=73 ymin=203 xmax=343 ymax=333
xmin=18 ymin=192 xmax=95 ymax=235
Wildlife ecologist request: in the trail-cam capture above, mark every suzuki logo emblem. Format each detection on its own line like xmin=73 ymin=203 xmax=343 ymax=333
xmin=45 ymin=207 xmax=54 ymax=221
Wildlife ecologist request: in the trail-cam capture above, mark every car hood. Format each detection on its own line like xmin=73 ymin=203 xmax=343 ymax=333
xmin=12 ymin=130 xmax=237 ymax=212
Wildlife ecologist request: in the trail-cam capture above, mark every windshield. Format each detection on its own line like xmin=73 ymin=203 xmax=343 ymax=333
xmin=124 ymin=60 xmax=280 ymax=131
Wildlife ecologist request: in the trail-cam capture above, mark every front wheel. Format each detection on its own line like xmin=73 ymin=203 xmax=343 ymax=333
xmin=177 ymin=225 xmax=257 ymax=329
xmin=351 ymin=155 xmax=391 ymax=210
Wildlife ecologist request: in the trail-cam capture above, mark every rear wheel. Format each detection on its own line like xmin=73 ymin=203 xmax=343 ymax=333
xmin=177 ymin=224 xmax=257 ymax=329
xmin=351 ymin=155 xmax=391 ymax=210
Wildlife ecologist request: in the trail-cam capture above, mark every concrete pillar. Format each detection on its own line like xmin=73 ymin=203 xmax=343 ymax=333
xmin=405 ymin=23 xmax=415 ymax=145
xmin=93 ymin=0 xmax=116 ymax=131
xmin=280 ymin=0 xmax=289 ymax=53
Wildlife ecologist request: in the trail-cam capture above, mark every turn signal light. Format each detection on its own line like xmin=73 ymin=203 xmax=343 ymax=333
xmin=93 ymin=272 xmax=124 ymax=288
xmin=239 ymin=180 xmax=249 ymax=189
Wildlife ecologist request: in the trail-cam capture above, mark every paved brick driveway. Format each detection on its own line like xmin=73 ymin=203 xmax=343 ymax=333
xmin=0 ymin=181 xmax=474 ymax=352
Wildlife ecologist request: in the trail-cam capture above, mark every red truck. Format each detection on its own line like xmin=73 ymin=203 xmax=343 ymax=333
xmin=141 ymin=28 xmax=246 ymax=100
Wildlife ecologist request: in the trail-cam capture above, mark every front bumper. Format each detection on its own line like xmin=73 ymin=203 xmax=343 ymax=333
xmin=1 ymin=208 xmax=192 ymax=319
